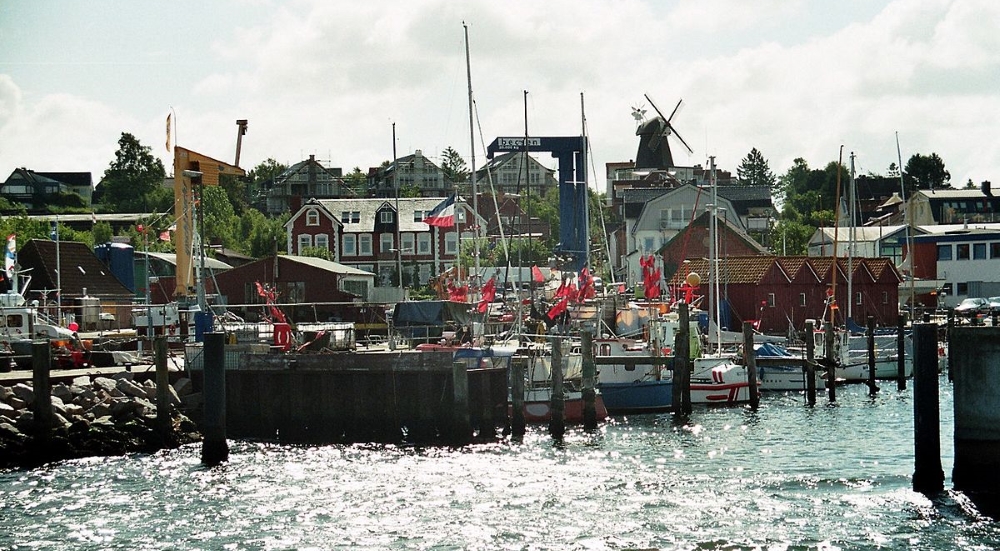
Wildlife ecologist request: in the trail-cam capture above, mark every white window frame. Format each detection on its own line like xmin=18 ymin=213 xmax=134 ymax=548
xmin=380 ymin=211 xmax=394 ymax=224
xmin=417 ymin=233 xmax=432 ymax=254
xmin=315 ymin=233 xmax=329 ymax=251
xmin=381 ymin=233 xmax=394 ymax=253
xmin=359 ymin=234 xmax=373 ymax=256
xmin=402 ymin=233 xmax=415 ymax=255
xmin=343 ymin=234 xmax=357 ymax=256
xmin=305 ymin=209 xmax=320 ymax=226
xmin=297 ymin=234 xmax=312 ymax=252
xmin=445 ymin=232 xmax=458 ymax=255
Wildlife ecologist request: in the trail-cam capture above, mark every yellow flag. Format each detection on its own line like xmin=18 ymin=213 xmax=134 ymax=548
xmin=165 ymin=113 xmax=172 ymax=153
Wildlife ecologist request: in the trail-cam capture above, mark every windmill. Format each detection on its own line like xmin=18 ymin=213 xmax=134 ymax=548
xmin=634 ymin=93 xmax=694 ymax=171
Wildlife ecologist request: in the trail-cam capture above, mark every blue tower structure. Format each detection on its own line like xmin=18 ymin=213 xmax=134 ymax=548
xmin=486 ymin=136 xmax=588 ymax=271
xmin=94 ymin=242 xmax=136 ymax=293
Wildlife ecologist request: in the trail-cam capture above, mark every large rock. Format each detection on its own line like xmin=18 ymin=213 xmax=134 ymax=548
xmin=51 ymin=383 xmax=73 ymax=401
xmin=173 ymin=378 xmax=193 ymax=396
xmin=0 ymin=401 xmax=14 ymax=416
xmin=93 ymin=377 xmax=117 ymax=394
xmin=116 ymin=378 xmax=148 ymax=399
xmin=0 ymin=385 xmax=13 ymax=402
xmin=11 ymin=383 xmax=34 ymax=404
xmin=71 ymin=375 xmax=90 ymax=387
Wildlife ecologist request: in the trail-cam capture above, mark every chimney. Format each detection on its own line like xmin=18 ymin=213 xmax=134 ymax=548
xmin=982 ymin=180 xmax=992 ymax=196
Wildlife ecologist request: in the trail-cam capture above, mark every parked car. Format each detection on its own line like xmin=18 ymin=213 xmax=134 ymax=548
xmin=989 ymin=297 xmax=1000 ymax=313
xmin=954 ymin=297 xmax=990 ymax=317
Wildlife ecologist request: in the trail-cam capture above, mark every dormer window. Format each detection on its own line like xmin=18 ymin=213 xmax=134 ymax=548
xmin=306 ymin=209 xmax=319 ymax=226
xmin=380 ymin=211 xmax=394 ymax=224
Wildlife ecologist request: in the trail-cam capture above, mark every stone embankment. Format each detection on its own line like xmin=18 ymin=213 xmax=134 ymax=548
xmin=0 ymin=372 xmax=202 ymax=469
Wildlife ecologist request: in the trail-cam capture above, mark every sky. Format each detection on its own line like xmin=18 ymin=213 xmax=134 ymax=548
xmin=2 ymin=0 xmax=999 ymax=197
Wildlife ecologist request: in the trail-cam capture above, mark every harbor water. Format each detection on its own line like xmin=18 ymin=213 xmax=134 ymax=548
xmin=3 ymin=375 xmax=1000 ymax=550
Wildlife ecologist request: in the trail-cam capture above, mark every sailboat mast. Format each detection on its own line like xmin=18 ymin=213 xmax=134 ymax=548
xmin=830 ymin=145 xmax=843 ymax=327
xmin=896 ymin=131 xmax=915 ymax=319
xmin=848 ymin=152 xmax=855 ymax=321
xmin=464 ymin=23 xmax=480 ymax=288
xmin=709 ymin=156 xmax=721 ymax=352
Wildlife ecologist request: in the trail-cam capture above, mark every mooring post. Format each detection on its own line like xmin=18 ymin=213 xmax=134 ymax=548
xmin=867 ymin=316 xmax=878 ymax=396
xmin=31 ymin=340 xmax=53 ymax=436
xmin=946 ymin=312 xmax=954 ymax=382
xmin=804 ymin=321 xmax=816 ymax=406
xmin=201 ymin=332 xmax=229 ymax=465
xmin=479 ymin=369 xmax=496 ymax=440
xmin=897 ymin=314 xmax=907 ymax=391
xmin=581 ymin=330 xmax=597 ymax=431
xmin=452 ymin=360 xmax=472 ymax=445
xmin=510 ymin=357 xmax=526 ymax=440
xmin=155 ymin=335 xmax=170 ymax=436
xmin=824 ymin=322 xmax=837 ymax=403
xmin=743 ymin=322 xmax=759 ymax=410
xmin=912 ymin=322 xmax=944 ymax=494
xmin=677 ymin=303 xmax=692 ymax=415
xmin=549 ymin=336 xmax=565 ymax=439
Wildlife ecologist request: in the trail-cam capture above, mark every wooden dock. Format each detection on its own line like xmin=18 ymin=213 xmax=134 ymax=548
xmin=188 ymin=348 xmax=509 ymax=445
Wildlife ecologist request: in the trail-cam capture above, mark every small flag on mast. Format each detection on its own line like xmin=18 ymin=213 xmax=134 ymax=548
xmin=422 ymin=195 xmax=457 ymax=227
xmin=165 ymin=112 xmax=172 ymax=153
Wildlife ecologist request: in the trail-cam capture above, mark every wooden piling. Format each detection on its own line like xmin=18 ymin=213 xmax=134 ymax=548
xmin=510 ymin=357 xmax=526 ymax=440
xmin=867 ymin=316 xmax=878 ymax=396
xmin=912 ymin=322 xmax=944 ymax=494
xmin=452 ymin=360 xmax=471 ymax=445
xmin=743 ymin=322 xmax=759 ymax=410
xmin=549 ymin=336 xmax=565 ymax=439
xmin=897 ymin=314 xmax=907 ymax=391
xmin=676 ymin=303 xmax=692 ymax=415
xmin=824 ymin=322 xmax=837 ymax=403
xmin=950 ymin=326 xmax=1000 ymax=497
xmin=154 ymin=336 xmax=170 ymax=436
xmin=581 ymin=330 xmax=598 ymax=431
xmin=947 ymin=312 xmax=955 ymax=382
xmin=805 ymin=320 xmax=816 ymax=406
xmin=479 ymin=369 xmax=496 ymax=440
xmin=31 ymin=341 xmax=53 ymax=435
xmin=201 ymin=332 xmax=229 ymax=465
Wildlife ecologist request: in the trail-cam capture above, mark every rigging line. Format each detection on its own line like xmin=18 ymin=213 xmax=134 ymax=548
xmin=472 ymin=99 xmax=511 ymax=266
xmin=582 ymin=105 xmax=613 ymax=283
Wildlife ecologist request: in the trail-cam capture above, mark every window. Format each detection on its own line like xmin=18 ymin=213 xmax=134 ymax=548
xmin=957 ymin=282 xmax=969 ymax=295
xmin=974 ymin=243 xmax=987 ymax=259
xmin=359 ymin=234 xmax=372 ymax=255
xmin=305 ymin=209 xmax=319 ymax=226
xmin=942 ymin=282 xmax=953 ymax=296
xmin=418 ymin=233 xmax=431 ymax=254
xmin=643 ymin=237 xmax=654 ymax=252
xmin=315 ymin=234 xmax=329 ymax=250
xmin=343 ymin=234 xmax=357 ymax=256
xmin=341 ymin=279 xmax=369 ymax=298
xmin=418 ymin=264 xmax=431 ymax=285
xmin=799 ymin=293 xmax=807 ymax=307
xmin=882 ymin=291 xmax=888 ymax=305
xmin=767 ymin=293 xmax=776 ymax=307
xmin=402 ymin=233 xmax=415 ymax=255
xmin=456 ymin=209 xmax=466 ymax=223
xmin=351 ymin=211 xmax=360 ymax=223
xmin=298 ymin=234 xmax=312 ymax=252
xmin=445 ymin=232 xmax=458 ymax=255
xmin=855 ymin=292 xmax=862 ymax=306
xmin=937 ymin=244 xmax=952 ymax=261
xmin=992 ymin=242 xmax=1000 ymax=259
xmin=380 ymin=211 xmax=394 ymax=224
xmin=957 ymin=243 xmax=970 ymax=260
xmin=341 ymin=211 xmax=350 ymax=223
xmin=381 ymin=233 xmax=394 ymax=253
xmin=413 ymin=211 xmax=424 ymax=222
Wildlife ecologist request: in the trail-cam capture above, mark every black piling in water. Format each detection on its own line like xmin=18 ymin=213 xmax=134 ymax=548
xmin=478 ymin=369 xmax=496 ymax=441
xmin=155 ymin=336 xmax=171 ymax=436
xmin=31 ymin=341 xmax=53 ymax=435
xmin=897 ymin=314 xmax=907 ymax=391
xmin=673 ymin=302 xmax=692 ymax=416
xmin=510 ymin=357 xmax=526 ymax=440
xmin=581 ymin=330 xmax=598 ymax=431
xmin=743 ymin=322 xmax=759 ymax=411
xmin=824 ymin=322 xmax=837 ymax=403
xmin=201 ymin=332 xmax=229 ymax=465
xmin=549 ymin=336 xmax=565 ymax=439
xmin=947 ymin=312 xmax=955 ymax=382
xmin=805 ymin=320 xmax=816 ymax=406
xmin=867 ymin=316 xmax=878 ymax=396
xmin=452 ymin=360 xmax=472 ymax=445
xmin=912 ymin=322 xmax=944 ymax=494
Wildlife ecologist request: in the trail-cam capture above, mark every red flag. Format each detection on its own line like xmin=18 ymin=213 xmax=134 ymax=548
xmin=531 ymin=265 xmax=545 ymax=283
xmin=547 ymin=298 xmax=569 ymax=320
xmin=644 ymin=268 xmax=661 ymax=299
xmin=578 ymin=267 xmax=595 ymax=300
xmin=477 ymin=277 xmax=496 ymax=313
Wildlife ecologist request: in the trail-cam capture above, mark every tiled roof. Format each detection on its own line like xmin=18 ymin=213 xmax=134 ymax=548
xmin=666 ymin=255 xmax=782 ymax=285
xmin=314 ymin=197 xmax=456 ymax=233
xmin=16 ymin=239 xmax=133 ymax=299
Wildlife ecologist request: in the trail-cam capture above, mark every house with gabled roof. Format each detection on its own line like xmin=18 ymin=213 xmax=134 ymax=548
xmin=263 ymin=155 xmax=349 ymax=215
xmin=1 ymin=168 xmax=94 ymax=210
xmin=908 ymin=183 xmax=1000 ymax=226
xmin=286 ymin=196 xmax=487 ymax=290
xmin=474 ymin=152 xmax=558 ymax=197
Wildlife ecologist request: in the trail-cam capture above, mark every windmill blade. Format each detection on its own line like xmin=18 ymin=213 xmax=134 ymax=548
xmin=644 ymin=93 xmax=668 ymax=122
xmin=669 ymin=124 xmax=695 ymax=155
xmin=665 ymin=98 xmax=683 ymax=124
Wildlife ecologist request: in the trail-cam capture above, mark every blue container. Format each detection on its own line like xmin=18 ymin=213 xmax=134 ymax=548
xmin=194 ymin=311 xmax=214 ymax=342
xmin=94 ymin=242 xmax=135 ymax=293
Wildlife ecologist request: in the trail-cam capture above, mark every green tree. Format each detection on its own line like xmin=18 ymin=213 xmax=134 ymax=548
xmin=92 ymin=221 xmax=113 ymax=245
xmin=246 ymin=158 xmax=288 ymax=208
xmin=201 ymin=185 xmax=238 ymax=249
xmin=771 ymin=218 xmax=815 ymax=255
xmin=300 ymin=246 xmax=332 ymax=260
xmin=736 ymin=147 xmax=777 ymax=191
xmin=344 ymin=167 xmax=368 ymax=197
xmin=904 ymin=153 xmax=950 ymax=191
xmin=440 ymin=146 xmax=469 ymax=186
xmin=99 ymin=132 xmax=166 ymax=213
xmin=242 ymin=209 xmax=289 ymax=258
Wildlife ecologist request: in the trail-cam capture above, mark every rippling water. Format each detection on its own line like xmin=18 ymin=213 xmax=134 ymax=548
xmin=3 ymin=375 xmax=1000 ymax=550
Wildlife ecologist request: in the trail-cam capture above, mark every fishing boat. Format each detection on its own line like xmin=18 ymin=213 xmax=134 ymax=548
xmin=515 ymin=339 xmax=608 ymax=423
